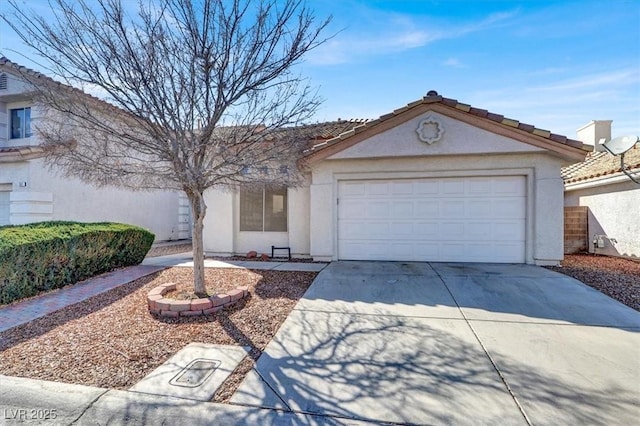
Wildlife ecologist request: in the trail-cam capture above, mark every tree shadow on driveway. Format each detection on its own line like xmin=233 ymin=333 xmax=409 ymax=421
xmin=236 ymin=309 xmax=639 ymax=425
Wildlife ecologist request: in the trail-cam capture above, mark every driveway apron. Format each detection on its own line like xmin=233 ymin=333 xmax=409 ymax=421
xmin=232 ymin=261 xmax=640 ymax=425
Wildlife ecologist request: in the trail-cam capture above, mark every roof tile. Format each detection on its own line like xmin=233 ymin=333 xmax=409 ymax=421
xmin=502 ymin=118 xmax=520 ymax=128
xmin=563 ymin=146 xmax=640 ymax=184
xmin=532 ymin=128 xmax=551 ymax=138
xmin=486 ymin=112 xmax=504 ymax=122
xmin=469 ymin=107 xmax=488 ymax=117
xmin=304 ymin=91 xmax=589 ymax=158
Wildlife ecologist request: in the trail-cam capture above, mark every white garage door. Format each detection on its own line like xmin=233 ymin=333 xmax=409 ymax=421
xmin=338 ymin=176 xmax=526 ymax=263
xmin=0 ymin=191 xmax=10 ymax=226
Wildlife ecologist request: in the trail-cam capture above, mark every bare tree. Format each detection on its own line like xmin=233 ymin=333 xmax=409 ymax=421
xmin=2 ymin=0 xmax=329 ymax=295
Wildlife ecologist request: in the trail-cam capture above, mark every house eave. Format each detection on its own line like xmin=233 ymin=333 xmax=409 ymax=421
xmin=305 ymin=102 xmax=588 ymax=164
xmin=564 ymin=171 xmax=639 ymax=191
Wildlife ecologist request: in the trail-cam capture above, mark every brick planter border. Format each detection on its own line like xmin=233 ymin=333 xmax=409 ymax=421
xmin=147 ymin=282 xmax=249 ymax=317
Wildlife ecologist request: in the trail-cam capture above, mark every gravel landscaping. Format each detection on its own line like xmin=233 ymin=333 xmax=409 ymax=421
xmin=0 ymin=267 xmax=316 ymax=403
xmin=1 ymin=253 xmax=636 ymax=406
xmin=546 ymin=254 xmax=640 ymax=311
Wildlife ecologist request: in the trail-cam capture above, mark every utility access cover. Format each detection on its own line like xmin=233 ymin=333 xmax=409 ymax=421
xmin=129 ymin=343 xmax=250 ymax=401
xmin=169 ymin=358 xmax=221 ymax=388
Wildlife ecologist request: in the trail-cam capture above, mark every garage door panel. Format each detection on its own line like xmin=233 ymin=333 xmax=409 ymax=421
xmin=492 ymin=243 xmax=525 ymax=262
xmin=341 ymin=182 xmax=366 ymax=196
xmin=368 ymin=201 xmax=391 ymax=218
xmin=390 ymin=222 xmax=414 ymax=236
xmin=467 ymin=178 xmax=492 ymax=194
xmin=339 ymin=200 xmax=367 ymax=218
xmin=493 ymin=199 xmax=525 ymax=217
xmin=338 ymin=176 xmax=526 ymax=263
xmin=415 ymin=222 xmax=439 ymax=237
xmin=468 ymin=199 xmax=493 ymax=217
xmin=392 ymin=201 xmax=414 ymax=217
xmin=493 ymin=177 xmax=525 ymax=194
xmin=493 ymin=221 xmax=525 ymax=240
xmin=368 ymin=182 xmax=390 ymax=195
xmin=416 ymin=201 xmax=438 ymax=216
xmin=466 ymin=222 xmax=493 ymax=238
xmin=392 ymin=181 xmax=413 ymax=194
xmin=465 ymin=242 xmax=494 ymax=258
xmin=442 ymin=180 xmax=465 ymax=194
xmin=442 ymin=200 xmax=466 ymax=217
xmin=441 ymin=222 xmax=465 ymax=237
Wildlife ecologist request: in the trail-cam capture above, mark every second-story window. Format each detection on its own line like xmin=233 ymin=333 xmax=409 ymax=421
xmin=10 ymin=107 xmax=32 ymax=139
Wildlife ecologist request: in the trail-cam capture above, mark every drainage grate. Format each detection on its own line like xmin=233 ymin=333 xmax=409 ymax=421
xmin=169 ymin=358 xmax=221 ymax=388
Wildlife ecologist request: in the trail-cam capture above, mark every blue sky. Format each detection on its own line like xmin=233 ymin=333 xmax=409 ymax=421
xmin=1 ymin=0 xmax=639 ymax=138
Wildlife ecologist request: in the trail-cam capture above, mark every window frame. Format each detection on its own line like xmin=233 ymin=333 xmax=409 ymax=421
xmin=239 ymin=186 xmax=288 ymax=233
xmin=9 ymin=106 xmax=32 ymax=140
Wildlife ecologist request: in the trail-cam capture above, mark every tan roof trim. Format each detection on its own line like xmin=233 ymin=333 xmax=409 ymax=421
xmin=306 ymin=100 xmax=588 ymax=164
xmin=0 ymin=146 xmax=47 ymax=162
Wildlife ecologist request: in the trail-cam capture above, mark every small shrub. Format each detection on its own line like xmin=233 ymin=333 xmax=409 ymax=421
xmin=0 ymin=221 xmax=154 ymax=305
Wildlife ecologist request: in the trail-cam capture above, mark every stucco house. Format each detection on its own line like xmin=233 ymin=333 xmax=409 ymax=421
xmin=563 ymin=120 xmax=639 ymax=258
xmin=204 ymin=92 xmax=589 ymax=265
xmin=0 ymin=57 xmax=189 ymax=241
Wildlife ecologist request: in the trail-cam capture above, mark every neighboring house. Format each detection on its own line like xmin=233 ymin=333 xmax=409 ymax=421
xmin=563 ymin=120 xmax=639 ymax=258
xmin=203 ymin=92 xmax=589 ymax=265
xmin=0 ymin=58 xmax=189 ymax=241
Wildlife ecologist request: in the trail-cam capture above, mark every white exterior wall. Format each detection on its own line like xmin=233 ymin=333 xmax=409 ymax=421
xmin=203 ymin=189 xmax=235 ymax=255
xmin=0 ymin=102 xmax=6 ymax=147
xmin=309 ymin=153 xmax=565 ymax=265
xmin=203 ymin=185 xmax=311 ymax=257
xmin=0 ymin=70 xmax=185 ymax=240
xmin=23 ymin=158 xmax=182 ymax=240
xmin=565 ymin=179 xmax=640 ymax=258
xmin=9 ymin=191 xmax=53 ymax=224
xmin=202 ymin=110 xmax=571 ymax=263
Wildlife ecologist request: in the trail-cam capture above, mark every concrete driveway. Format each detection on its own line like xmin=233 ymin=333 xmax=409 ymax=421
xmin=232 ymin=261 xmax=640 ymax=425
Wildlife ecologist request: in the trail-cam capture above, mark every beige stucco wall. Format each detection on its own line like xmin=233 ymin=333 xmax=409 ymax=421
xmin=203 ymin=185 xmax=311 ymax=257
xmin=565 ymin=179 xmax=640 ymax=258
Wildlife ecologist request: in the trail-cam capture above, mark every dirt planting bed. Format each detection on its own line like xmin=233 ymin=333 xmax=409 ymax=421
xmin=0 ymin=267 xmax=316 ymax=403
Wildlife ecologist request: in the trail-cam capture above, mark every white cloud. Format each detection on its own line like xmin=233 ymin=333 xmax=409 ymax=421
xmin=442 ymin=58 xmax=466 ymax=68
xmin=465 ymin=67 xmax=640 ymax=137
xmin=532 ymin=69 xmax=640 ymax=92
xmin=306 ymin=9 xmax=518 ymax=65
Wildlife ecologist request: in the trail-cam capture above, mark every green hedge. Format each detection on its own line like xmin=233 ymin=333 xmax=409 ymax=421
xmin=0 ymin=221 xmax=154 ymax=305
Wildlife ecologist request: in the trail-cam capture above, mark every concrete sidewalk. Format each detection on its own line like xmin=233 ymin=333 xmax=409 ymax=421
xmin=142 ymin=251 xmax=328 ymax=272
xmin=0 ymin=375 xmax=373 ymax=425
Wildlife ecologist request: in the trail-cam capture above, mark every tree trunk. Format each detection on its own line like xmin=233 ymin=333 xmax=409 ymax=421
xmin=188 ymin=190 xmax=207 ymax=297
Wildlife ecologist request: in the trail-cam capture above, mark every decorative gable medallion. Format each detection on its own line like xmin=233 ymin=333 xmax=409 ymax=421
xmin=416 ymin=114 xmax=444 ymax=145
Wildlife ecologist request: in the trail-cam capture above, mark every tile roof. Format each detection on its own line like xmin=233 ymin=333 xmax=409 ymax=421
xmin=0 ymin=61 xmax=590 ymax=162
xmin=0 ymin=56 xmax=127 ymax=118
xmin=1 ymin=56 xmax=369 ymax=145
xmin=562 ymin=145 xmax=640 ymax=184
xmin=297 ymin=119 xmax=371 ymax=140
xmin=305 ymin=91 xmax=589 ymax=159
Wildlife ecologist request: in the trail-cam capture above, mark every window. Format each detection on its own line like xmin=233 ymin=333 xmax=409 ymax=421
xmin=240 ymin=186 xmax=287 ymax=232
xmin=10 ymin=107 xmax=32 ymax=139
